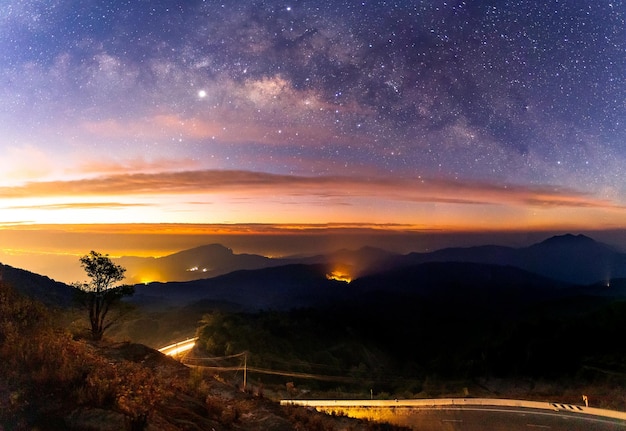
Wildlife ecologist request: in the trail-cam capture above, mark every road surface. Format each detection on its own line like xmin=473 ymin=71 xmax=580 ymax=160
xmin=159 ymin=336 xmax=625 ymax=430
xmin=391 ymin=405 xmax=626 ymax=430
xmin=281 ymin=399 xmax=626 ymax=430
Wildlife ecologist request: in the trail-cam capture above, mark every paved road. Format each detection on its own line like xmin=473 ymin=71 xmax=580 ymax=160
xmin=158 ymin=336 xmax=624 ymax=431
xmin=281 ymin=399 xmax=626 ymax=430
xmin=395 ymin=405 xmax=626 ymax=430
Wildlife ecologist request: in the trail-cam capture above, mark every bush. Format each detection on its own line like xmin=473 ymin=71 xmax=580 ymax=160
xmin=0 ymin=282 xmax=167 ymax=430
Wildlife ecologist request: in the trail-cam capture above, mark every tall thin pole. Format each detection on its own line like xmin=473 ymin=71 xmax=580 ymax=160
xmin=243 ymin=352 xmax=247 ymax=392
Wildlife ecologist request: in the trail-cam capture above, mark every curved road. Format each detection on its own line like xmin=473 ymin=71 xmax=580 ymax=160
xmin=281 ymin=399 xmax=626 ymax=430
xmin=388 ymin=405 xmax=625 ymax=430
xmin=159 ymin=338 xmax=626 ymax=430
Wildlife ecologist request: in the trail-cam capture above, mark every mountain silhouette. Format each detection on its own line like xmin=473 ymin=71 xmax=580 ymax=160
xmin=353 ymin=261 xmax=571 ymax=295
xmin=118 ymin=243 xmax=400 ymax=284
xmin=382 ymin=234 xmax=626 ymax=285
xmin=521 ymin=234 xmax=621 ymax=284
xmin=0 ymin=263 xmax=74 ymax=306
xmin=129 ymin=259 xmax=583 ymax=312
xmin=117 ymin=244 xmax=275 ymax=284
xmin=130 ymin=264 xmax=351 ymax=311
xmin=127 ymin=235 xmax=626 ymax=310
xmin=0 ymin=232 xmax=599 ymax=315
xmin=117 ymin=233 xmax=626 ymax=291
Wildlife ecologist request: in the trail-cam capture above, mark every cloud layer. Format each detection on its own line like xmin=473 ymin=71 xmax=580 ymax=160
xmin=0 ymin=0 xmax=624 ymax=229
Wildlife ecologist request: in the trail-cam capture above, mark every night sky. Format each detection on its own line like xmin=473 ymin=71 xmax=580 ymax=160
xmin=1 ymin=0 xmax=625 ymax=232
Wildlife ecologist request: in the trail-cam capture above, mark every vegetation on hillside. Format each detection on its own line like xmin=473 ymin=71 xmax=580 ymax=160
xmin=194 ymin=291 xmax=626 ymax=409
xmin=0 ymin=280 xmax=409 ymax=430
xmin=0 ymin=280 xmax=164 ymax=429
xmin=73 ymin=251 xmax=134 ymax=341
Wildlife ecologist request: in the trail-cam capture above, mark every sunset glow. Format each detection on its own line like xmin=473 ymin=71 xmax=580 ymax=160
xmin=1 ymin=171 xmax=625 ymax=229
xmin=0 ymin=0 xmax=625 ymax=278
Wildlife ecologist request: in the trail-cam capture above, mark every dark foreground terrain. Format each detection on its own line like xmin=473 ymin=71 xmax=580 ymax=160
xmin=2 ymin=233 xmax=626 ymax=429
xmin=0 ymin=281 xmax=407 ymax=431
xmin=186 ymin=278 xmax=626 ymax=412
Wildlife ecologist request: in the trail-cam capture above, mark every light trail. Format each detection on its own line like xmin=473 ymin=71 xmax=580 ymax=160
xmin=157 ymin=337 xmax=198 ymax=356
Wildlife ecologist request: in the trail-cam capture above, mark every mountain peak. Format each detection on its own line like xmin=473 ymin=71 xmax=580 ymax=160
xmin=166 ymin=243 xmax=234 ymax=259
xmin=530 ymin=233 xmax=618 ymax=254
xmin=529 ymin=234 xmax=619 ymax=254
xmin=538 ymin=233 xmax=597 ymax=246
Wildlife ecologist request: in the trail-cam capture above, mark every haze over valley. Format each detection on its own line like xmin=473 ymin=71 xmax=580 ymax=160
xmin=3 ymin=230 xmax=626 ymax=428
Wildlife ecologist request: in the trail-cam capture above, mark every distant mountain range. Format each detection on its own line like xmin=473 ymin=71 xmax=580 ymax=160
xmin=129 ymin=261 xmax=579 ymax=313
xmin=129 ymin=263 xmax=349 ymax=311
xmin=3 ymin=233 xmax=626 ymax=313
xmin=4 ymin=233 xmax=626 ymax=379
xmin=127 ymin=234 xmax=626 ymax=312
xmin=118 ymin=233 xmax=626 ymax=286
xmin=372 ymin=233 xmax=626 ymax=285
xmin=116 ymin=244 xmax=275 ymax=284
xmin=114 ymin=242 xmax=399 ymax=285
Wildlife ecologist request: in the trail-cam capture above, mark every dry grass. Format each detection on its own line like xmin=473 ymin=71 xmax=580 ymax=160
xmin=0 ymin=281 xmax=412 ymax=431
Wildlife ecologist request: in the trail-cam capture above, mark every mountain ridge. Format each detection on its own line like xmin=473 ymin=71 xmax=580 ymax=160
xmin=116 ymin=243 xmax=275 ymax=284
xmin=375 ymin=233 xmax=626 ymax=285
xmin=109 ymin=233 xmax=626 ymax=287
xmin=0 ymin=263 xmax=74 ymax=306
xmin=4 ymin=233 xmax=626 ymax=312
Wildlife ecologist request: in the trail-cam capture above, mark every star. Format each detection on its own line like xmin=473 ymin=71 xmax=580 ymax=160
xmin=0 ymin=0 xmax=623 ymax=230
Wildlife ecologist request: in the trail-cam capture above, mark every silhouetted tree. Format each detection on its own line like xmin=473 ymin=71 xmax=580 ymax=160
xmin=73 ymin=251 xmax=133 ymax=340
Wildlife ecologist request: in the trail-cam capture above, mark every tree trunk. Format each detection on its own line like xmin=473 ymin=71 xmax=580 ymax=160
xmin=90 ymin=295 xmax=105 ymax=340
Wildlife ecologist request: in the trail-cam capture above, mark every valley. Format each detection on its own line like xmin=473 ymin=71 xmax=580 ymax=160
xmin=2 ymin=233 xmax=626 ymax=429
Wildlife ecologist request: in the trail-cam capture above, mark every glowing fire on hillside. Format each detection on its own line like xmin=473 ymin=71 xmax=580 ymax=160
xmin=138 ymin=273 xmax=160 ymax=285
xmin=326 ymin=265 xmax=353 ymax=283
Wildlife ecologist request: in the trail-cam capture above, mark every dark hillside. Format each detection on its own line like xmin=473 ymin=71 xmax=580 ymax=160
xmin=130 ymin=264 xmax=351 ymax=311
xmin=130 ymin=261 xmax=573 ymax=314
xmin=522 ymin=234 xmax=625 ymax=284
xmin=352 ymin=261 xmax=572 ymax=297
xmin=192 ymin=280 xmax=626 ymax=408
xmin=0 ymin=281 xmax=407 ymax=431
xmin=382 ymin=234 xmax=626 ymax=284
xmin=0 ymin=262 xmax=73 ymax=306
xmin=121 ymin=259 xmax=620 ymax=349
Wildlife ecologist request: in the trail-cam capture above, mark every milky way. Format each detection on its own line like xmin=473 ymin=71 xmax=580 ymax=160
xmin=0 ymin=1 xmax=624 ymax=228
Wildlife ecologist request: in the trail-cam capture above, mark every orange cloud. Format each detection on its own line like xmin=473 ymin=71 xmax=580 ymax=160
xmin=6 ymin=202 xmax=150 ymax=210
xmin=0 ymin=169 xmax=620 ymax=212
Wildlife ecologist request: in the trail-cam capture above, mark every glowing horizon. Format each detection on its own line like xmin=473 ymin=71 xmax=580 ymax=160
xmin=1 ymin=0 xmax=625 ymax=265
xmin=2 ymin=168 xmax=626 ymax=230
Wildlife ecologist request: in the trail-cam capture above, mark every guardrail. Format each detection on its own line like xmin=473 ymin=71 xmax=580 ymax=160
xmin=280 ymin=398 xmax=626 ymax=421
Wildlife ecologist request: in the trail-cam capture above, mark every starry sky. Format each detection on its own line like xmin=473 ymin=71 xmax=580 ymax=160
xmin=1 ymin=0 xmax=625 ymax=236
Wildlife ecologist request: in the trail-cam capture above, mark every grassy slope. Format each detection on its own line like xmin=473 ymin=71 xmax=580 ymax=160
xmin=190 ymin=292 xmax=626 ymax=411
xmin=0 ymin=281 xmax=408 ymax=431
